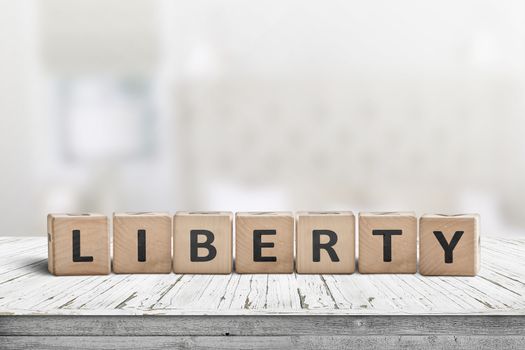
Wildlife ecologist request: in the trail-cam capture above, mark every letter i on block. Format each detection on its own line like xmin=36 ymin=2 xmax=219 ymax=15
xmin=113 ymin=212 xmax=172 ymax=273
xmin=419 ymin=214 xmax=480 ymax=276
xmin=47 ymin=213 xmax=110 ymax=275
xmin=358 ymin=212 xmax=417 ymax=273
xmin=235 ymin=212 xmax=294 ymax=274
xmin=173 ymin=212 xmax=233 ymax=274
xmin=296 ymin=211 xmax=355 ymax=274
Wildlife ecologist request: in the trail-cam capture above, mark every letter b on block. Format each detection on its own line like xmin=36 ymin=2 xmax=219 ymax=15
xmin=419 ymin=214 xmax=480 ymax=276
xmin=47 ymin=213 xmax=110 ymax=275
xmin=296 ymin=212 xmax=355 ymax=274
xmin=235 ymin=212 xmax=294 ymax=273
xmin=173 ymin=212 xmax=233 ymax=274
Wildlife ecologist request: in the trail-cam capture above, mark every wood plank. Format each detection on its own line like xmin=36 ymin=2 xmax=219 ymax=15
xmin=1 ymin=316 xmax=525 ymax=336
xmin=2 ymin=335 xmax=525 ymax=350
xmin=0 ymin=237 xmax=524 ymax=316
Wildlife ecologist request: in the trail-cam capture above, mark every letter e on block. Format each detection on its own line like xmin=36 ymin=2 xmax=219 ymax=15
xmin=296 ymin=211 xmax=355 ymax=274
xmin=235 ymin=212 xmax=294 ymax=274
xmin=47 ymin=213 xmax=110 ymax=276
xmin=419 ymin=214 xmax=480 ymax=276
xmin=173 ymin=212 xmax=233 ymax=274
xmin=113 ymin=212 xmax=172 ymax=274
xmin=358 ymin=212 xmax=417 ymax=274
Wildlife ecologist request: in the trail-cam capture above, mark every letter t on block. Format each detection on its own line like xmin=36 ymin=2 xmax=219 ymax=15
xmin=47 ymin=213 xmax=110 ymax=276
xmin=419 ymin=214 xmax=480 ymax=276
xmin=358 ymin=212 xmax=417 ymax=274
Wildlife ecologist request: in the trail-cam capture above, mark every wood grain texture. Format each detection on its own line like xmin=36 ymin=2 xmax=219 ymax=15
xmin=113 ymin=212 xmax=172 ymax=274
xmin=419 ymin=214 xmax=480 ymax=276
xmin=358 ymin=212 xmax=417 ymax=274
xmin=235 ymin=212 xmax=294 ymax=274
xmin=173 ymin=212 xmax=232 ymax=274
xmin=1 ymin=236 xmax=525 ymax=316
xmin=2 ymin=335 xmax=525 ymax=350
xmin=1 ymin=316 xmax=525 ymax=350
xmin=2 ymin=315 xmax=525 ymax=336
xmin=296 ymin=211 xmax=355 ymax=274
xmin=47 ymin=214 xmax=110 ymax=276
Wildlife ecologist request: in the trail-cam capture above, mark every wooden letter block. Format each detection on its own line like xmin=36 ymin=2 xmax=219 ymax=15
xmin=47 ymin=213 xmax=110 ymax=276
xmin=113 ymin=212 xmax=172 ymax=274
xmin=419 ymin=214 xmax=480 ymax=276
xmin=358 ymin=212 xmax=417 ymax=274
xmin=235 ymin=212 xmax=293 ymax=274
xmin=173 ymin=212 xmax=232 ymax=274
xmin=296 ymin=211 xmax=355 ymax=274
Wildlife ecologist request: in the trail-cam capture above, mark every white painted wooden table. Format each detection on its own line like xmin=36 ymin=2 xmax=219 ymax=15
xmin=0 ymin=236 xmax=524 ymax=349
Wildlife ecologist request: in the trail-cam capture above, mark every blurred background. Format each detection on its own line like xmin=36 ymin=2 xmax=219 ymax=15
xmin=1 ymin=0 xmax=525 ymax=236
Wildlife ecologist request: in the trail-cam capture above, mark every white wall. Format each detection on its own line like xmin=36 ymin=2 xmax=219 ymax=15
xmin=0 ymin=0 xmax=40 ymax=235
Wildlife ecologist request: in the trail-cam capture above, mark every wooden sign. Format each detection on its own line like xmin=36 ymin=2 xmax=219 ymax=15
xmin=419 ymin=214 xmax=480 ymax=276
xmin=358 ymin=212 xmax=417 ymax=274
xmin=235 ymin=212 xmax=294 ymax=274
xmin=47 ymin=213 xmax=110 ymax=276
xmin=113 ymin=212 xmax=172 ymax=274
xmin=296 ymin=211 xmax=355 ymax=274
xmin=173 ymin=211 xmax=233 ymax=274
